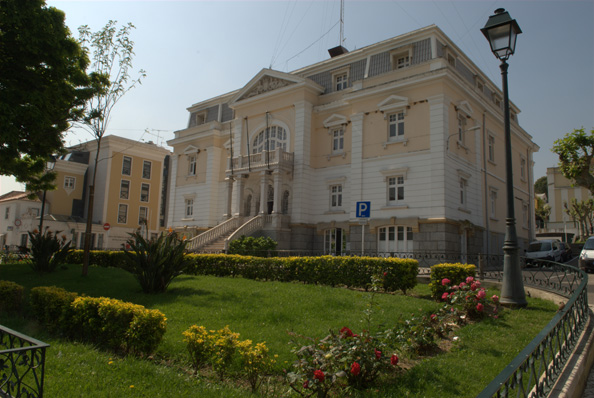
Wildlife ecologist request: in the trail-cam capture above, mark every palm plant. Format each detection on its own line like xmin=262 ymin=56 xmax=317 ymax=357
xmin=25 ymin=230 xmax=73 ymax=272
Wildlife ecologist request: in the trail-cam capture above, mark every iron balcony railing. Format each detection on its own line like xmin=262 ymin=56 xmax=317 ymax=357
xmin=0 ymin=325 xmax=49 ymax=398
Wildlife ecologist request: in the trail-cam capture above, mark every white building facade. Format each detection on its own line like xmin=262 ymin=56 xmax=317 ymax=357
xmin=167 ymin=26 xmax=539 ymax=256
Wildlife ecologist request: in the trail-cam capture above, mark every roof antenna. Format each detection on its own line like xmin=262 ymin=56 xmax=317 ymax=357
xmin=328 ymin=0 xmax=349 ymax=58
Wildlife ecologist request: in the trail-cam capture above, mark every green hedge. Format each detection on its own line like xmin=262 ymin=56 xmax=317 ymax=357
xmin=29 ymin=286 xmax=166 ymax=355
xmin=66 ymin=250 xmax=128 ymax=269
xmin=0 ymin=280 xmax=24 ymax=313
xmin=428 ymin=263 xmax=476 ymax=299
xmin=186 ymin=254 xmax=419 ymax=294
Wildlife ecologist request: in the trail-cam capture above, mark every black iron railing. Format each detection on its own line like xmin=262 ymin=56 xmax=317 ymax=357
xmin=0 ymin=325 xmax=49 ymax=398
xmin=477 ymin=260 xmax=589 ymax=398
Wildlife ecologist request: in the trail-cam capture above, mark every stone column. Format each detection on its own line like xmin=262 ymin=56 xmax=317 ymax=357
xmin=272 ymin=170 xmax=282 ymax=214
xmin=233 ymin=174 xmax=245 ymax=216
xmin=259 ymin=171 xmax=268 ymax=214
xmin=224 ymin=176 xmax=234 ymax=218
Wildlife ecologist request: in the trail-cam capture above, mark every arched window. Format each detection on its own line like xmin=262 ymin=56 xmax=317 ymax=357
xmin=244 ymin=194 xmax=252 ymax=217
xmin=252 ymin=126 xmax=288 ymax=154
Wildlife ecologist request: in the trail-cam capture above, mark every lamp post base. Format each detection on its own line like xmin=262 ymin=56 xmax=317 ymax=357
xmin=500 ymin=232 xmax=527 ymax=307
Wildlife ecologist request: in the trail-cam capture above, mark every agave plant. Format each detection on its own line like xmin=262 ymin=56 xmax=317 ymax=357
xmin=25 ymin=230 xmax=73 ymax=272
xmin=122 ymin=231 xmax=191 ymax=294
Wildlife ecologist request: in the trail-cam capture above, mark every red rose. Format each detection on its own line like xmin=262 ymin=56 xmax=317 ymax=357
xmin=314 ymin=369 xmax=325 ymax=382
xmin=340 ymin=327 xmax=354 ymax=338
xmin=350 ymin=362 xmax=361 ymax=376
xmin=476 ymin=303 xmax=484 ymax=312
xmin=391 ymin=354 xmax=399 ymax=365
xmin=375 ymin=348 xmax=382 ymax=359
xmin=303 ymin=380 xmax=309 ymax=389
xmin=441 ymin=292 xmax=449 ymax=300
xmin=430 ymin=314 xmax=437 ymax=321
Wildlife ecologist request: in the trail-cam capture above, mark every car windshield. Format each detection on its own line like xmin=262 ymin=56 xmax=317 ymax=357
xmin=528 ymin=242 xmax=551 ymax=252
xmin=584 ymin=239 xmax=594 ymax=250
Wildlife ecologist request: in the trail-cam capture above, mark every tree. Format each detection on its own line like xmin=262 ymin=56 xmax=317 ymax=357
xmin=552 ymin=128 xmax=594 ymax=195
xmin=534 ymin=197 xmax=550 ymax=229
xmin=77 ymin=21 xmax=146 ymax=276
xmin=534 ymin=176 xmax=548 ymax=196
xmin=0 ymin=0 xmax=102 ymax=192
xmin=564 ymin=198 xmax=594 ymax=240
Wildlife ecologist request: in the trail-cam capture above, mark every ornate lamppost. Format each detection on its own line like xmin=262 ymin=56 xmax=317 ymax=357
xmin=481 ymin=9 xmax=527 ymax=307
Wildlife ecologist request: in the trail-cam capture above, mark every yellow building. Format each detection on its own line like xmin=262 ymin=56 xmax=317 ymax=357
xmin=168 ymin=25 xmax=539 ymax=257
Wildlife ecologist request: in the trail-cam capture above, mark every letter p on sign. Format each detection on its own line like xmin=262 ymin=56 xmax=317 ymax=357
xmin=356 ymin=201 xmax=370 ymax=218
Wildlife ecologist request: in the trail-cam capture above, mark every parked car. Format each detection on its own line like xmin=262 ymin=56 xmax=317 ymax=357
xmin=525 ymin=239 xmax=562 ymax=266
xmin=579 ymin=237 xmax=594 ymax=273
xmin=558 ymin=242 xmax=572 ymax=262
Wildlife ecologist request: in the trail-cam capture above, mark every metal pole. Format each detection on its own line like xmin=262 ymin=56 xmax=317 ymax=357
xmin=499 ymin=59 xmax=527 ymax=307
xmin=38 ymin=190 xmax=47 ymax=233
xmin=361 ymin=222 xmax=365 ymax=255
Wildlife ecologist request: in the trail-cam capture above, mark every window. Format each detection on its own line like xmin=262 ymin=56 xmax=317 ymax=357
xmin=447 ymin=54 xmax=456 ymax=67
xmin=488 ymin=135 xmax=495 ymax=162
xmin=139 ymin=206 xmax=148 ymax=225
xmin=335 ymin=73 xmax=348 ymax=91
xmin=142 ymin=161 xmax=152 ymax=179
xmin=520 ymin=157 xmax=526 ymax=180
xmin=140 ymin=183 xmax=150 ymax=202
xmin=378 ymin=226 xmax=413 ymax=253
xmin=281 ymin=191 xmax=290 ymax=214
xmin=20 ymin=234 xmax=28 ymax=247
xmin=97 ymin=234 xmax=104 ymax=250
xmin=185 ymin=199 xmax=194 ymax=217
xmin=188 ymin=155 xmax=197 ymax=175
xmin=460 ymin=178 xmax=467 ymax=206
xmin=4 ymin=207 xmax=9 ymax=220
xmin=388 ymin=176 xmax=404 ymax=204
xmin=332 ymin=128 xmax=344 ymax=153
xmin=122 ymin=156 xmax=132 ymax=176
xmin=522 ymin=202 xmax=529 ymax=227
xmin=330 ymin=185 xmax=343 ymax=209
xmin=251 ymin=126 xmax=288 ymax=154
xmin=195 ymin=112 xmax=206 ymax=125
xmin=489 ymin=189 xmax=497 ymax=218
xmin=120 ymin=180 xmax=130 ymax=200
xmin=64 ymin=176 xmax=75 ymax=190
xmin=395 ymin=54 xmax=410 ymax=69
xmin=457 ymin=114 xmax=467 ymax=143
xmin=388 ymin=112 xmax=405 ymax=141
xmin=29 ymin=208 xmax=40 ymax=216
xmin=118 ymin=204 xmax=128 ymax=224
xmin=324 ymin=228 xmax=346 ymax=255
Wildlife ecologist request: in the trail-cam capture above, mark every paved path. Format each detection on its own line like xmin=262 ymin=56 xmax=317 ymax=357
xmin=584 ymin=368 xmax=594 ymax=398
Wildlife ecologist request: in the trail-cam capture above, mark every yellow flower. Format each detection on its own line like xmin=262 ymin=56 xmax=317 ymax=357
xmin=108 ymin=361 xmax=113 ymax=365
xmin=129 ymin=385 xmax=134 ymax=388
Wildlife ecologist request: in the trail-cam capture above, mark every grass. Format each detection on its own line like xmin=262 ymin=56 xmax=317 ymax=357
xmin=0 ymin=263 xmax=557 ymax=397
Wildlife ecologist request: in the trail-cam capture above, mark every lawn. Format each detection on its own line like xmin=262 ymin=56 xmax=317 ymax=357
xmin=0 ymin=263 xmax=557 ymax=397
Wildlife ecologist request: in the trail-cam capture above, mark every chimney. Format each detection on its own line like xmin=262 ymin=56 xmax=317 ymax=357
xmin=328 ymin=45 xmax=349 ymax=58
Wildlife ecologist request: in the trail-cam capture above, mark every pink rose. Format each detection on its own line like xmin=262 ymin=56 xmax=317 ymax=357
xmin=442 ymin=278 xmax=451 ymax=286
xmin=430 ymin=314 xmax=437 ymax=321
xmin=466 ymin=276 xmax=474 ymax=284
xmin=476 ymin=303 xmax=484 ymax=312
xmin=441 ymin=292 xmax=450 ymax=300
xmin=477 ymin=289 xmax=486 ymax=299
xmin=470 ymin=283 xmax=477 ymax=291
xmin=492 ymin=295 xmax=499 ymax=303
xmin=459 ymin=282 xmax=467 ymax=288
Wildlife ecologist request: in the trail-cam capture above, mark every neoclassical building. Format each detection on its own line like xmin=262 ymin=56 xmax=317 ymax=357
xmin=167 ymin=25 xmax=539 ymax=256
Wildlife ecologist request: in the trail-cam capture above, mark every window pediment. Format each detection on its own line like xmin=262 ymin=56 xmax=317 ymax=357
xmin=183 ymin=145 xmax=200 ymax=155
xmin=456 ymin=101 xmax=473 ymax=117
xmin=378 ymin=95 xmax=409 ymax=114
xmin=323 ymin=114 xmax=348 ymax=128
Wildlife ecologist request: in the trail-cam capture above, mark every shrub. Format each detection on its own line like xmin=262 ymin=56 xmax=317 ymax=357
xmin=122 ymin=231 xmax=192 ymax=294
xmin=66 ymin=250 xmax=127 ymax=269
xmin=25 ymin=230 xmax=74 ymax=272
xmin=70 ymin=296 xmax=166 ymax=355
xmin=429 ymin=262 xmax=476 ymax=299
xmin=440 ymin=276 xmax=500 ymax=321
xmin=29 ymin=286 xmax=79 ymax=333
xmin=227 ymin=236 xmax=277 ymax=257
xmin=0 ymin=280 xmax=24 ymax=313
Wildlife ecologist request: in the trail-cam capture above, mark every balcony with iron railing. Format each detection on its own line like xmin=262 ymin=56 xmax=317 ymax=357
xmin=226 ymin=148 xmax=294 ymax=175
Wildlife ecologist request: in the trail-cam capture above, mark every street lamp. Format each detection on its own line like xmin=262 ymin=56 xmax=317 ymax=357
xmin=481 ymin=9 xmax=526 ymax=307
xmin=38 ymin=156 xmax=57 ymax=233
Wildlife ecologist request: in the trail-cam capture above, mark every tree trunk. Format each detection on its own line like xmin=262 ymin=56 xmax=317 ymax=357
xmin=82 ymin=184 xmax=94 ymax=276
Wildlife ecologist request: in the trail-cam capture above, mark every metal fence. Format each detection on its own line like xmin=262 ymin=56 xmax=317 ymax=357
xmin=477 ymin=260 xmax=589 ymax=398
xmin=0 ymin=325 xmax=49 ymax=398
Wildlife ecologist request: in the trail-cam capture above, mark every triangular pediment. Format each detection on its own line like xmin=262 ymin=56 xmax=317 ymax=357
xmin=230 ymin=69 xmax=323 ymax=105
xmin=456 ymin=101 xmax=473 ymax=117
xmin=323 ymin=114 xmax=348 ymax=128
xmin=183 ymin=145 xmax=199 ymax=154
xmin=377 ymin=95 xmax=409 ymax=112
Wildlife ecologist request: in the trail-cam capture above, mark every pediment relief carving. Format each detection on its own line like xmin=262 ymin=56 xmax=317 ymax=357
xmin=239 ymin=76 xmax=296 ymax=100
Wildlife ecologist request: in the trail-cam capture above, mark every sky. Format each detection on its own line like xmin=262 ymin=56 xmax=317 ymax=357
xmin=2 ymin=0 xmax=593 ymax=194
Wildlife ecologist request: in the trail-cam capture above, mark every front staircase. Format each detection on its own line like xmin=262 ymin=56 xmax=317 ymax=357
xmin=197 ymin=229 xmax=236 ymax=252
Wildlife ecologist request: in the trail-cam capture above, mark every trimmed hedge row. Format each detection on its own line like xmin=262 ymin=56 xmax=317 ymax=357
xmin=66 ymin=250 xmax=128 ymax=269
xmin=428 ymin=263 xmax=476 ymax=299
xmin=186 ymin=254 xmax=419 ymax=294
xmin=29 ymin=286 xmax=166 ymax=355
xmin=0 ymin=280 xmax=24 ymax=313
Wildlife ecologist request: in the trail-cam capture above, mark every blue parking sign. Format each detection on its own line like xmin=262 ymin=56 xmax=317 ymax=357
xmin=356 ymin=201 xmax=371 ymax=218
